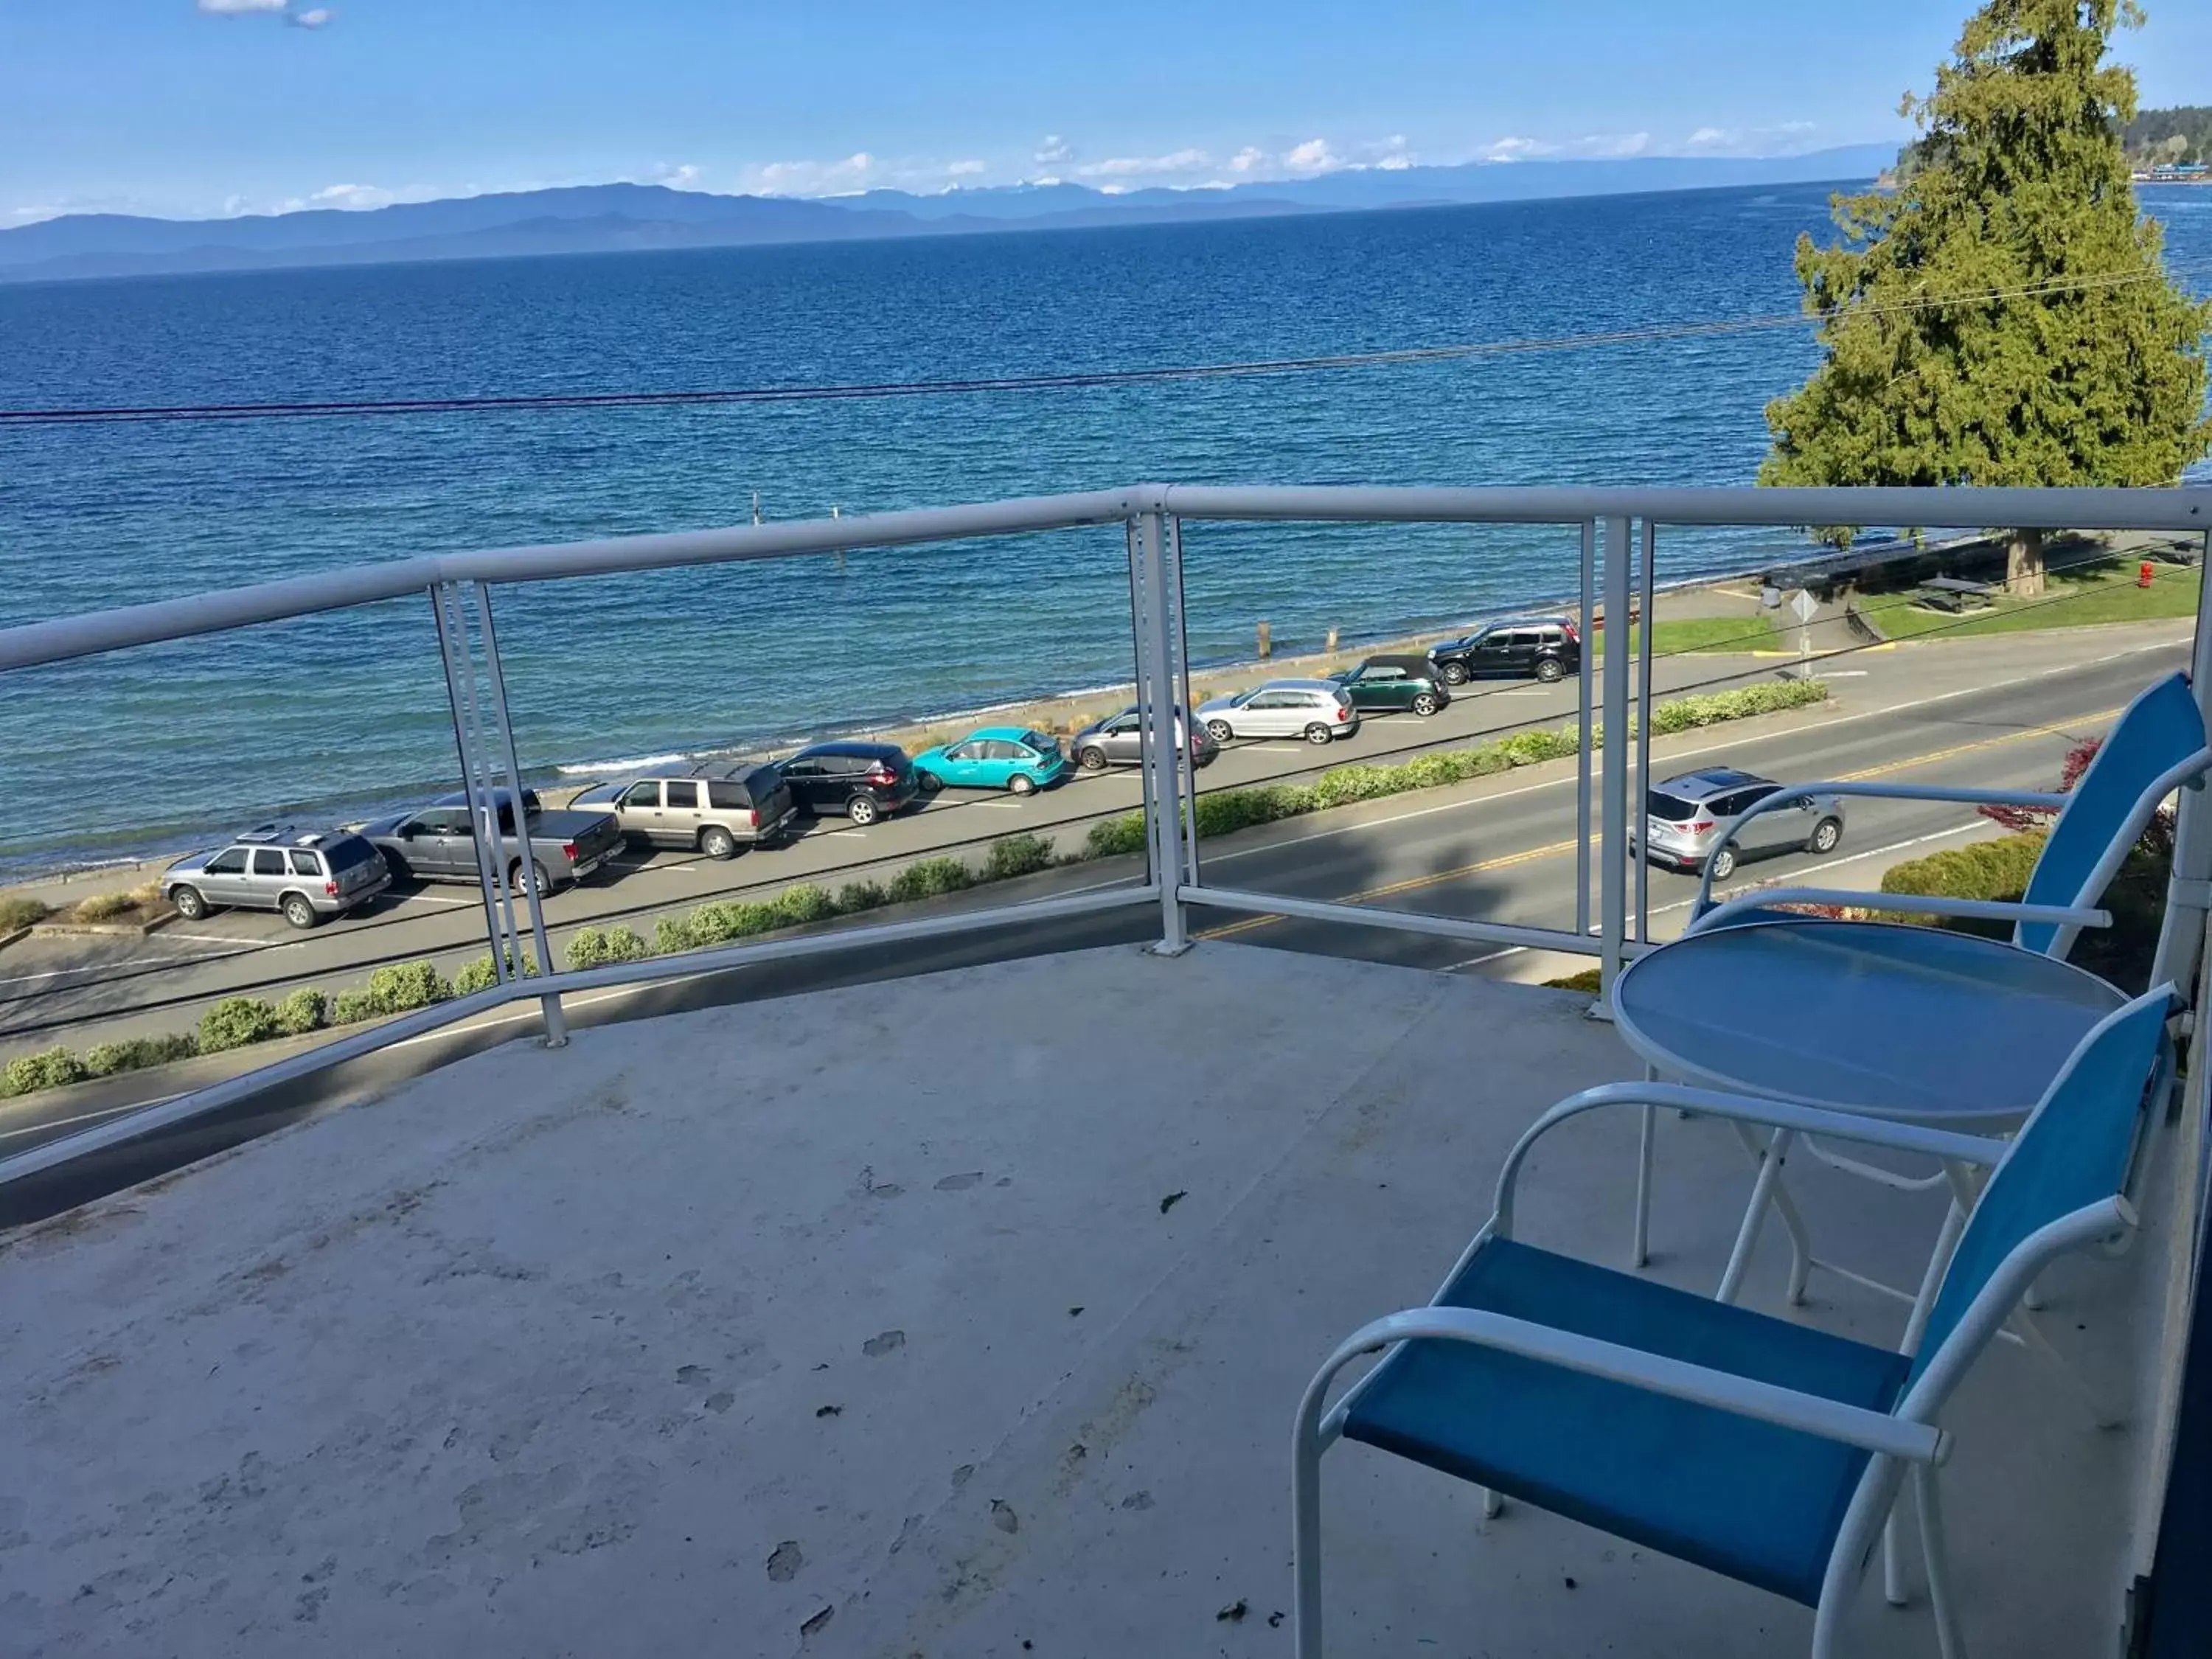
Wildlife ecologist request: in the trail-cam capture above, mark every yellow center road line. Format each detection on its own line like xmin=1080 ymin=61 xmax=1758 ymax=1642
xmin=1195 ymin=702 xmax=2123 ymax=941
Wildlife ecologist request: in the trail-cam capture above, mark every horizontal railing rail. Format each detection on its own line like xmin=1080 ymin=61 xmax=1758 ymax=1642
xmin=3 ymin=481 xmax=2208 ymax=1194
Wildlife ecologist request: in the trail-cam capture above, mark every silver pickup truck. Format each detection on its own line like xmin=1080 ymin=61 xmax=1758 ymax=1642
xmin=360 ymin=788 xmax=625 ymax=894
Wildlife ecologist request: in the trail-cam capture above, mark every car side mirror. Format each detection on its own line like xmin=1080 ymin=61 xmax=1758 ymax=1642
xmin=400 ymin=824 xmax=418 ymax=839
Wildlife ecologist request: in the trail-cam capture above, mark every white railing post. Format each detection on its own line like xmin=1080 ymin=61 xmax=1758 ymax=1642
xmin=1166 ymin=514 xmax=1203 ymax=888
xmin=1598 ymin=515 xmax=1634 ymax=1000
xmin=1133 ymin=507 xmax=1192 ymax=954
xmin=473 ymin=582 xmax=567 ymax=1047
xmin=2151 ymin=527 xmax=2212 ymax=995
xmin=431 ymin=583 xmax=526 ymax=984
xmin=1635 ymin=519 xmax=1657 ymax=944
xmin=1576 ymin=518 xmax=1596 ymax=942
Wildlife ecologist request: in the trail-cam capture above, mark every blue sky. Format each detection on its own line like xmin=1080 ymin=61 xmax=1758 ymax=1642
xmin=4 ymin=0 xmax=2208 ymax=223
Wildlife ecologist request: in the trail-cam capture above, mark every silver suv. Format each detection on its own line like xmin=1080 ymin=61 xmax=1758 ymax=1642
xmin=1195 ymin=679 xmax=1360 ymax=745
xmin=571 ymin=760 xmax=799 ymax=858
xmin=162 ymin=825 xmax=391 ymax=928
xmin=1640 ymin=768 xmax=1846 ymax=880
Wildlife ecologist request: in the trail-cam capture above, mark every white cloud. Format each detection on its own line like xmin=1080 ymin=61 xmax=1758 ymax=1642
xmin=196 ymin=0 xmax=333 ymax=22
xmin=947 ymin=159 xmax=987 ymax=177
xmin=1686 ymin=126 xmax=1731 ymax=147
xmin=742 ymin=151 xmax=879 ymax=195
xmin=1077 ymin=148 xmax=1211 ymax=178
xmin=636 ymin=161 xmax=701 ymax=187
xmin=1279 ymin=138 xmax=1339 ymax=175
xmin=1481 ymin=135 xmax=1551 ymax=162
xmin=285 ymin=182 xmax=392 ymax=211
xmin=1034 ymin=135 xmax=1074 ymax=164
xmin=1227 ymin=146 xmax=1267 ymax=174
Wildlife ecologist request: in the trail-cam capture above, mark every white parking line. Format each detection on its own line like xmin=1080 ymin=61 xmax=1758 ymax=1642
xmin=156 ymin=931 xmax=257 ymax=946
xmin=0 ymin=949 xmax=242 ymax=989
xmin=392 ymin=892 xmax=479 ymax=908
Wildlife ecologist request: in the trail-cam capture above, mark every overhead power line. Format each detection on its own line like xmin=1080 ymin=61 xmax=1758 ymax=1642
xmin=1 ymin=261 xmax=2206 ymax=429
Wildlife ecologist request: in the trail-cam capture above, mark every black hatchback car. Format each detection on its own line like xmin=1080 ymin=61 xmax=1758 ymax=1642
xmin=777 ymin=741 xmax=922 ymax=826
xmin=1427 ymin=617 xmax=1582 ymax=685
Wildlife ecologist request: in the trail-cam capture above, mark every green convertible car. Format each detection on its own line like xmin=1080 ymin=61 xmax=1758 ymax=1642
xmin=1325 ymin=655 xmax=1453 ymax=717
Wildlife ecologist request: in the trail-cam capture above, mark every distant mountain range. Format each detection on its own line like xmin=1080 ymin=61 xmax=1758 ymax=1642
xmin=0 ymin=146 xmax=1895 ymax=283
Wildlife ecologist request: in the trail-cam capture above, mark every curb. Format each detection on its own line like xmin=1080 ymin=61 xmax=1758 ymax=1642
xmin=27 ymin=914 xmax=177 ymax=941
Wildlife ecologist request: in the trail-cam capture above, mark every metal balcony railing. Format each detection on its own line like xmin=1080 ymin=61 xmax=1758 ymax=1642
xmin=1 ymin=483 xmax=2208 ymax=1192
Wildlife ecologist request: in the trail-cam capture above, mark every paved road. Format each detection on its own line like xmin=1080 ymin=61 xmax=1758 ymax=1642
xmin=0 ymin=630 xmax=2191 ymax=1224
xmin=0 ymin=624 xmax=2182 ymax=1061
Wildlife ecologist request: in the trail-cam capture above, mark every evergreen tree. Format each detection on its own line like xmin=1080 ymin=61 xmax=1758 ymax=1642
xmin=1761 ymin=0 xmax=2211 ymax=592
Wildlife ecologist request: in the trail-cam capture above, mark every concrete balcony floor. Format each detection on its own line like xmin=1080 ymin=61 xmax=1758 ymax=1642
xmin=1 ymin=939 xmax=2153 ymax=1657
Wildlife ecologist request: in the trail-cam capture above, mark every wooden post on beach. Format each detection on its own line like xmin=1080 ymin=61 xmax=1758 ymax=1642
xmin=1257 ymin=621 xmax=1272 ymax=659
xmin=832 ymin=505 xmax=844 ymax=573
xmin=1324 ymin=627 xmax=1339 ymax=658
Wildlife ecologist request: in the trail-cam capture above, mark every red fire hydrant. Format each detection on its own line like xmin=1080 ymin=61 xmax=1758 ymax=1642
xmin=2140 ymin=560 xmax=2155 ymax=589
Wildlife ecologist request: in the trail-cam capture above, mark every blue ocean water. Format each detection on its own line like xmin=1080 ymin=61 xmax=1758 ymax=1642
xmin=2 ymin=181 xmax=2209 ymax=876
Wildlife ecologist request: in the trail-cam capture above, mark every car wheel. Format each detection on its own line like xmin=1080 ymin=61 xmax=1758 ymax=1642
xmin=281 ymin=892 xmax=320 ymax=930
xmin=1304 ymin=723 xmax=1335 ymax=745
xmin=1206 ymin=718 xmax=1234 ymax=744
xmin=1008 ymin=773 xmax=1037 ymax=796
xmin=170 ymin=884 xmax=208 ymax=921
xmin=1707 ymin=845 xmax=1738 ymax=882
xmin=1076 ymin=745 xmax=1108 ymax=772
xmin=1808 ymin=817 xmax=1843 ymax=855
xmin=847 ymin=795 xmax=881 ymax=827
xmin=383 ymin=852 xmax=413 ymax=883
xmin=1535 ymin=658 xmax=1566 ymax=684
xmin=1411 ymin=691 xmax=1441 ymax=716
xmin=1439 ymin=660 xmax=1470 ymax=686
xmin=700 ymin=825 xmax=737 ymax=860
xmin=916 ymin=771 xmax=944 ymax=793
xmin=511 ymin=859 xmax=554 ymax=895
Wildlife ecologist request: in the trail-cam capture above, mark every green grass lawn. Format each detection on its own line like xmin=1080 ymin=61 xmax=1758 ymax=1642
xmin=1596 ymin=614 xmax=1789 ymax=658
xmin=1860 ymin=563 xmax=2201 ymax=641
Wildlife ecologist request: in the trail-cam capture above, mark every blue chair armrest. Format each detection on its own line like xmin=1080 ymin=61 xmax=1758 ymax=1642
xmin=1310 ymin=1306 xmax=1946 ymax=1464
xmin=1691 ymin=781 xmax=2071 ymax=917
xmin=1689 ymin=889 xmax=2112 ymax=936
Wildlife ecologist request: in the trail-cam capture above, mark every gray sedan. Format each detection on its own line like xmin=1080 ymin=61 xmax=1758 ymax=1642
xmin=1641 ymin=767 xmax=1846 ymax=881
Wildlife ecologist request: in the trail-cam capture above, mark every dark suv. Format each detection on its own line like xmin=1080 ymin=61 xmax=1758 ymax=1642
xmin=777 ymin=741 xmax=921 ymax=826
xmin=1427 ymin=617 xmax=1581 ymax=686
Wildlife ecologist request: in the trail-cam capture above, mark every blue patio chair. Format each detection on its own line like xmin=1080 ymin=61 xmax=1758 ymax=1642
xmin=1293 ymin=986 xmax=2174 ymax=1659
xmin=1686 ymin=669 xmax=2211 ymax=955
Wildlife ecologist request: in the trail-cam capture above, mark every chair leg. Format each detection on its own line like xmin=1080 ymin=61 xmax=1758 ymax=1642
xmin=1882 ymin=1478 xmax=1910 ymax=1607
xmin=1719 ymin=1127 xmax=1795 ymax=1304
xmin=2011 ymin=1311 xmax=2126 ymax=1430
xmin=1631 ymin=1102 xmax=1655 ymax=1269
xmin=1916 ymin=1464 xmax=1968 ymax=1659
xmin=1293 ymin=1421 xmax=1326 ymax=1659
xmin=1481 ymin=1486 xmax=1503 ymax=1519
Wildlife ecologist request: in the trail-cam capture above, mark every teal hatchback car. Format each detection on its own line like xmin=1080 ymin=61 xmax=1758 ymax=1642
xmin=912 ymin=727 xmax=1071 ymax=796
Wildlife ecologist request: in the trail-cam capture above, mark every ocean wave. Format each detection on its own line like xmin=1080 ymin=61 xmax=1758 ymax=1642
xmin=554 ymin=751 xmax=694 ymax=776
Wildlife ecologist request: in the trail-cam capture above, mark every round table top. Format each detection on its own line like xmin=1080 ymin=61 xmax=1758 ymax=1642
xmin=1610 ymin=917 xmax=2128 ymax=1126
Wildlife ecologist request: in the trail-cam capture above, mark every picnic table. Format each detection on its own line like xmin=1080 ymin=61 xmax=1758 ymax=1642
xmin=1915 ymin=575 xmax=1995 ymax=612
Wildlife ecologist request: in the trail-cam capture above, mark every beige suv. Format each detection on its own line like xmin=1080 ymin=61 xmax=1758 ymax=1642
xmin=571 ymin=760 xmax=799 ymax=859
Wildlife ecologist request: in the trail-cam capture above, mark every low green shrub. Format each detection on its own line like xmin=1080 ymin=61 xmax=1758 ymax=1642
xmin=199 ymin=995 xmax=282 ymax=1053
xmin=889 ymin=857 xmax=974 ymax=902
xmin=1879 ymin=833 xmax=2048 ymax=911
xmin=1649 ymin=678 xmax=1829 ymax=736
xmin=0 ymin=895 xmax=49 ymax=933
xmin=981 ymin=835 xmax=1054 ymax=882
xmin=1086 ymin=814 xmax=1147 ymax=859
xmin=81 ymin=1033 xmax=198 ymax=1078
xmin=687 ymin=900 xmax=785 ymax=945
xmin=835 ymin=880 xmax=888 ymax=914
xmin=453 ymin=948 xmax=543 ymax=995
xmin=1311 ymin=765 xmax=1405 ymax=810
xmin=2 ymin=1046 xmax=88 ymax=1096
xmin=366 ymin=960 xmax=452 ymax=1015
xmin=332 ymin=990 xmax=380 ymax=1026
xmin=653 ymin=914 xmax=698 ymax=954
xmin=566 ymin=925 xmax=652 ymax=970
xmin=1194 ymin=784 xmax=1315 ymax=838
xmin=1543 ymin=967 xmax=1604 ymax=993
xmin=72 ymin=890 xmax=140 ymax=923
xmin=276 ymin=987 xmax=328 ymax=1035
xmin=776 ymin=883 xmax=839 ymax=925
xmin=1498 ymin=726 xmax=1581 ymax=766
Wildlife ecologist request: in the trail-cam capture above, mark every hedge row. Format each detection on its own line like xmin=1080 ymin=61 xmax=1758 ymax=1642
xmin=1085 ymin=678 xmax=1829 ymax=859
xmin=0 ymin=678 xmax=1828 ymax=1101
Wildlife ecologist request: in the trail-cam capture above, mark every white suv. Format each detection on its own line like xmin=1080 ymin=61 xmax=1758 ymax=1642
xmin=1196 ymin=679 xmax=1361 ymax=745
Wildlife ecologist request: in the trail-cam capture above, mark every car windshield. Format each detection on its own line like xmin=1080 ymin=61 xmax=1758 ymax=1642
xmin=1646 ymin=791 xmax=1700 ymax=822
xmin=1231 ymin=689 xmax=1257 ymax=707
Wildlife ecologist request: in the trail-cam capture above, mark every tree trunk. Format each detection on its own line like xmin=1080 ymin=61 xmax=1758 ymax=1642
xmin=2006 ymin=528 xmax=2045 ymax=597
